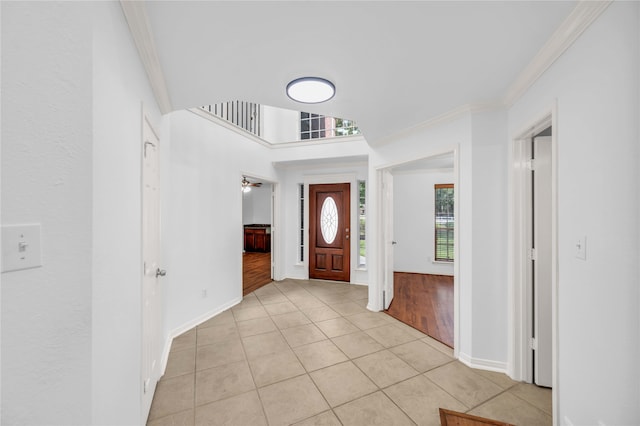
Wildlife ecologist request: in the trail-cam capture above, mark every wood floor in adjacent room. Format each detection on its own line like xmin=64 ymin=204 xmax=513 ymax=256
xmin=386 ymin=272 xmax=454 ymax=348
xmin=243 ymin=252 xmax=272 ymax=295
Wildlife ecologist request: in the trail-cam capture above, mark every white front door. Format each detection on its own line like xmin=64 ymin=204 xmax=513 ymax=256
xmin=382 ymin=170 xmax=394 ymax=309
xmin=142 ymin=116 xmax=163 ymax=421
xmin=533 ymin=135 xmax=552 ymax=388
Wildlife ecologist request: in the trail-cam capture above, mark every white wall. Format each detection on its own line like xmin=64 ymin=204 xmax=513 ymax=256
xmin=91 ymin=2 xmax=163 ymax=424
xmin=242 ymin=184 xmax=272 ymax=225
xmin=508 ymin=2 xmax=640 ymax=424
xmin=164 ymin=111 xmax=278 ymax=339
xmin=1 ymin=3 xmax=93 ymax=424
xmin=261 ymin=105 xmax=299 ymax=143
xmin=393 ymin=170 xmax=455 ymax=275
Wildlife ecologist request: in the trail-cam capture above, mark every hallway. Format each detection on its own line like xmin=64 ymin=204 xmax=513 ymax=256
xmin=148 ymin=280 xmax=551 ymax=425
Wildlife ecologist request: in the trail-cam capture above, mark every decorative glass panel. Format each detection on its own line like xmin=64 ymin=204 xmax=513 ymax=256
xmin=320 ymin=196 xmax=338 ymax=244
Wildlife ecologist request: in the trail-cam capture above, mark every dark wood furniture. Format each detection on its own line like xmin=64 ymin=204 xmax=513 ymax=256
xmin=244 ymin=225 xmax=271 ymax=252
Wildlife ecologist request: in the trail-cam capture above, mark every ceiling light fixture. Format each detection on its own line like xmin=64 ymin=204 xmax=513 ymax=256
xmin=286 ymin=77 xmax=335 ymax=104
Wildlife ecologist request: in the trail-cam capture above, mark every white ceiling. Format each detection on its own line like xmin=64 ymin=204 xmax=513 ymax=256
xmin=143 ymin=1 xmax=576 ymax=144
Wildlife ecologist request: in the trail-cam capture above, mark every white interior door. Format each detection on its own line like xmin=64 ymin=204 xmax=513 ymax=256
xmin=142 ymin=116 xmax=163 ymax=421
xmin=533 ymin=135 xmax=552 ymax=387
xmin=382 ymin=170 xmax=394 ymax=309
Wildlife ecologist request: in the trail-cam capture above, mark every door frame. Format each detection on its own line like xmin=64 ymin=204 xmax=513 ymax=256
xmin=303 ymin=173 xmax=358 ymax=282
xmin=239 ymin=172 xmax=281 ymax=282
xmin=375 ymin=148 xmax=460 ymax=356
xmin=508 ymin=105 xmax=558 ymax=420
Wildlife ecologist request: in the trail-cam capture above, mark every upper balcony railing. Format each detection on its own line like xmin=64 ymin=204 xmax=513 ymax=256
xmin=201 ymin=101 xmax=261 ymax=137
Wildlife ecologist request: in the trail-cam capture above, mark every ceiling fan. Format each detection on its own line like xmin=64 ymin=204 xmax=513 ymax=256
xmin=241 ymin=176 xmax=262 ymax=193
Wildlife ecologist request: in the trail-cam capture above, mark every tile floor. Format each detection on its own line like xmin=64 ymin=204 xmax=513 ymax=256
xmin=147 ymin=279 xmax=551 ymax=426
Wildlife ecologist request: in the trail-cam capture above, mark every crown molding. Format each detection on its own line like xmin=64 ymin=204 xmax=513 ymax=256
xmin=120 ymin=1 xmax=173 ymax=114
xmin=503 ymin=0 xmax=612 ymax=107
xmin=372 ymin=101 xmax=504 ymax=148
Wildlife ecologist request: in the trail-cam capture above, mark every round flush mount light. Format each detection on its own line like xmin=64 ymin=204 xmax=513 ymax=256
xmin=286 ymin=77 xmax=335 ymax=104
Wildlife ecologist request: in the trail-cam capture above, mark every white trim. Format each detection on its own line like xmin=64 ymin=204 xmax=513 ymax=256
xmin=160 ymin=296 xmax=242 ymax=375
xmin=373 ymin=103 xmax=503 ymax=148
xmin=503 ymin=0 xmax=612 ymax=106
xmin=508 ymin=105 xmax=559 ymax=425
xmin=458 ymin=352 xmax=508 ymax=374
xmin=120 ymin=1 xmax=173 ymax=114
xmin=392 ymin=167 xmax=454 ymax=176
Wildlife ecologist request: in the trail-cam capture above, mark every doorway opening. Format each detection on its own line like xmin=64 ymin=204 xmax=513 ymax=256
xmin=378 ymin=151 xmax=459 ymax=351
xmin=509 ymin=109 xmax=557 ymax=410
xmin=242 ymin=175 xmax=274 ymax=295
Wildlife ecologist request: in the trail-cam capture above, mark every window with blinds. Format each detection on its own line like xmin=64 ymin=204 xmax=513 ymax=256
xmin=435 ymin=184 xmax=454 ymax=262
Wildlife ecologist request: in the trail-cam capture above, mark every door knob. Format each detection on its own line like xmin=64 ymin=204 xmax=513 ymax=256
xmin=156 ymin=268 xmax=167 ymax=277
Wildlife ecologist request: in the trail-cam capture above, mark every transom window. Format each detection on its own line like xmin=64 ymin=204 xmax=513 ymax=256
xmin=435 ymin=184 xmax=454 ymax=262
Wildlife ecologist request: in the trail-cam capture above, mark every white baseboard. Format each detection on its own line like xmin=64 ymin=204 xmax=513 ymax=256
xmin=458 ymin=352 xmax=508 ymax=374
xmin=160 ymin=296 xmax=242 ymax=375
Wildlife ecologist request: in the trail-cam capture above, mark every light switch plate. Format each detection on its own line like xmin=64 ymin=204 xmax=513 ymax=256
xmin=2 ymin=224 xmax=43 ymax=272
xmin=575 ymin=235 xmax=587 ymax=260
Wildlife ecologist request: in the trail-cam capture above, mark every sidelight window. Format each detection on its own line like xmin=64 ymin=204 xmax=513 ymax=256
xmin=435 ymin=184 xmax=454 ymax=262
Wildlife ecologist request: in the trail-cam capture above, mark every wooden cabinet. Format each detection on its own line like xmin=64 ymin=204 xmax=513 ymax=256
xmin=244 ymin=225 xmax=271 ymax=252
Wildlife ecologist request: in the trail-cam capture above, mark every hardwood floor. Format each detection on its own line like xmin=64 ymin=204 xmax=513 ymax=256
xmin=385 ymin=272 xmax=454 ymax=348
xmin=243 ymin=252 xmax=272 ymax=295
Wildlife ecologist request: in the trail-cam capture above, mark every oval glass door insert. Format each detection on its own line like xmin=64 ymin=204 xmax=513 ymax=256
xmin=320 ymin=196 xmax=339 ymax=244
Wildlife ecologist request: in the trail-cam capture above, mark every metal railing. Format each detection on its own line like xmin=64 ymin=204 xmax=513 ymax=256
xmin=201 ymin=101 xmax=261 ymax=137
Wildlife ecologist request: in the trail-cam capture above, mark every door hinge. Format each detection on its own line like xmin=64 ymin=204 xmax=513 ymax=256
xmin=529 ymin=337 xmax=538 ymax=350
xmin=527 ymin=159 xmax=536 ymax=171
xmin=528 ymin=248 xmax=537 ymax=261
xmin=382 ymin=290 xmax=386 ymax=308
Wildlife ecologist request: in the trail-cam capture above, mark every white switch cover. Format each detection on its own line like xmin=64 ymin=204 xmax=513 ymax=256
xmin=575 ymin=235 xmax=587 ymax=260
xmin=2 ymin=224 xmax=43 ymax=272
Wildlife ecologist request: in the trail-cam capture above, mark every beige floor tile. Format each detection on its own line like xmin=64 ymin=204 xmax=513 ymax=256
xmin=248 ymin=349 xmax=306 ymax=387
xmin=310 ymin=361 xmax=378 ymax=407
xmin=271 ymin=311 xmax=312 ymax=329
xmin=508 ymin=383 xmax=552 ymax=415
xmin=331 ymin=331 xmax=384 ymax=359
xmin=346 ymin=312 xmax=391 ymax=330
xmin=291 ymin=296 xmax=327 ymax=310
xmin=329 ymin=301 xmax=366 ymax=316
xmin=256 ymin=291 xmax=289 ymax=305
xmin=264 ymin=300 xmax=299 ymax=315
xmin=282 ymin=323 xmax=328 ymax=347
xmin=236 ymin=317 xmax=277 ymax=338
xmin=316 ymin=291 xmax=353 ymax=304
xmin=390 ymin=321 xmax=429 ymax=339
xmin=171 ymin=329 xmax=196 ymax=353
xmin=241 ymin=330 xmax=290 ymax=359
xmin=148 ymin=374 xmax=194 ymax=421
xmin=293 ymin=339 xmax=349 ymax=372
xmin=384 ymin=375 xmax=468 ymax=426
xmin=390 ymin=340 xmax=453 ymax=373
xmin=195 ymin=360 xmax=255 ymax=406
xmin=469 ymin=392 xmax=552 ymax=426
xmin=474 ymin=369 xmax=518 ymax=390
xmin=315 ymin=317 xmax=359 ymax=338
xmin=302 ymin=305 xmax=342 ymax=322
xmin=164 ymin=348 xmax=196 ymax=379
xmin=231 ymin=295 xmax=261 ymax=311
xmin=232 ymin=305 xmax=269 ymax=322
xmin=421 ymin=336 xmax=454 ymax=357
xmin=196 ymin=323 xmax=239 ymax=346
xmin=353 ymin=350 xmax=419 ymax=388
xmin=196 ymin=339 xmax=245 ymax=371
xmin=343 ymin=286 xmax=369 ymax=300
xmin=147 ymin=408 xmax=194 ymax=426
xmin=425 ymin=362 xmax=503 ymax=407
xmin=365 ymin=324 xmax=417 ymax=348
xmin=334 ymin=391 xmax=414 ymax=426
xmin=258 ymin=375 xmax=329 ymax=426
xmin=197 ymin=310 xmax=235 ymax=329
xmin=194 ymin=390 xmax=267 ymax=426
xmin=293 ymin=410 xmax=341 ymax=426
